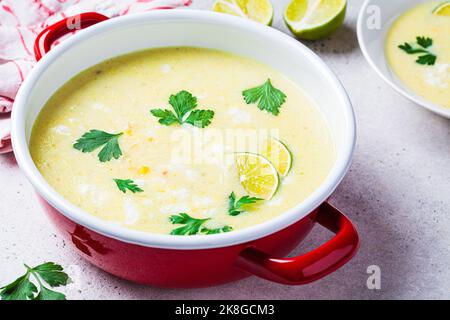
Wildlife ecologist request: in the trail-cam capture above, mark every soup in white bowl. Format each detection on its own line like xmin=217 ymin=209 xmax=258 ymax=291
xmin=386 ymin=1 xmax=450 ymax=109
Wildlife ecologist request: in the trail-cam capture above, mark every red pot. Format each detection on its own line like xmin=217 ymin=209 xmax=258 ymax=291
xmin=41 ymin=197 xmax=358 ymax=287
xmin=12 ymin=11 xmax=358 ymax=287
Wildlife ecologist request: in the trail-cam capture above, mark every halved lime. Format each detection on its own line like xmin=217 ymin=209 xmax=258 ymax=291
xmin=213 ymin=0 xmax=274 ymax=26
xmin=284 ymin=0 xmax=347 ymax=40
xmin=433 ymin=1 xmax=450 ymax=16
xmin=235 ymin=152 xmax=279 ymax=200
xmin=262 ymin=138 xmax=292 ymax=177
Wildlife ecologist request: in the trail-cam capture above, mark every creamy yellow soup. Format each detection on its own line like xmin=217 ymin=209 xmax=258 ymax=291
xmin=386 ymin=1 xmax=450 ymax=108
xmin=30 ymin=47 xmax=335 ymax=235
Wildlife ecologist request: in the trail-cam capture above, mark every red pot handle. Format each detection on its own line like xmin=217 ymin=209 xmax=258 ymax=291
xmin=236 ymin=202 xmax=359 ymax=285
xmin=34 ymin=12 xmax=109 ymax=61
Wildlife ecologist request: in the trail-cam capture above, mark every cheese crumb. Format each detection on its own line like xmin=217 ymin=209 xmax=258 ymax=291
xmin=91 ymin=102 xmax=111 ymax=112
xmin=185 ymin=169 xmax=200 ymax=181
xmin=228 ymin=107 xmax=252 ymax=124
xmin=424 ymin=63 xmax=449 ymax=89
xmin=161 ymin=64 xmax=171 ymax=74
xmin=160 ymin=204 xmax=191 ymax=215
xmin=169 ymin=188 xmax=190 ymax=200
xmin=123 ymin=197 xmax=140 ymax=225
xmin=78 ymin=184 xmax=107 ymax=207
xmin=192 ymin=195 xmax=214 ymax=208
xmin=267 ymin=196 xmax=283 ymax=207
xmin=52 ymin=125 xmax=71 ymax=136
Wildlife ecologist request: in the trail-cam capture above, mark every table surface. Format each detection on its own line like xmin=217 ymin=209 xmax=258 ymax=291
xmin=1 ymin=0 xmax=449 ymax=300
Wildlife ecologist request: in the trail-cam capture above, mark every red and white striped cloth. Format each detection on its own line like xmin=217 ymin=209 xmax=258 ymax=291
xmin=0 ymin=0 xmax=192 ymax=154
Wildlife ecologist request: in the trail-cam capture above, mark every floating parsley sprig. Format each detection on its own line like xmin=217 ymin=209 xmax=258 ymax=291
xmin=0 ymin=262 xmax=70 ymax=300
xmin=202 ymin=225 xmax=233 ymax=234
xmin=150 ymin=91 xmax=215 ymax=128
xmin=399 ymin=36 xmax=437 ymax=66
xmin=74 ymin=129 xmax=123 ymax=162
xmin=228 ymin=192 xmax=263 ymax=216
xmin=169 ymin=213 xmax=232 ymax=236
xmin=242 ymin=79 xmax=287 ymax=115
xmin=114 ymin=179 xmax=143 ymax=193
xmin=170 ymin=213 xmax=208 ymax=235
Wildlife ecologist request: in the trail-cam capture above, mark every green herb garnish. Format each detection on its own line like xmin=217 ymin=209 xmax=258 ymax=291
xmin=169 ymin=213 xmax=232 ymax=236
xmin=184 ymin=109 xmax=215 ymax=127
xmin=150 ymin=90 xmax=215 ymax=128
xmin=0 ymin=262 xmax=70 ymax=300
xmin=228 ymin=192 xmax=263 ymax=216
xmin=74 ymin=129 xmax=123 ymax=162
xmin=399 ymin=36 xmax=437 ymax=65
xmin=170 ymin=213 xmax=209 ymax=235
xmin=242 ymin=79 xmax=287 ymax=115
xmin=202 ymin=225 xmax=233 ymax=234
xmin=114 ymin=179 xmax=143 ymax=193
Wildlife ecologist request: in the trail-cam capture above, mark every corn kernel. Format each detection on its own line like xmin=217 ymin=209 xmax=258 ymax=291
xmin=138 ymin=166 xmax=150 ymax=175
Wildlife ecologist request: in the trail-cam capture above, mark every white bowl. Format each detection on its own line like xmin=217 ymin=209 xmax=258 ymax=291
xmin=357 ymin=0 xmax=450 ymax=118
xmin=12 ymin=10 xmax=356 ymax=250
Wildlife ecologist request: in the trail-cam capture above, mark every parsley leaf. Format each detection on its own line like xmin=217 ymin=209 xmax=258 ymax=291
xmin=416 ymin=54 xmax=437 ymax=66
xmin=169 ymin=213 xmax=232 ymax=236
xmin=150 ymin=91 xmax=215 ymax=128
xmin=398 ymin=36 xmax=437 ymax=66
xmin=202 ymin=225 xmax=233 ymax=234
xmin=416 ymin=36 xmax=433 ymax=49
xmin=228 ymin=192 xmax=263 ymax=216
xmin=398 ymin=43 xmax=428 ymax=54
xmin=169 ymin=90 xmax=198 ymax=119
xmin=74 ymin=129 xmax=123 ymax=162
xmin=114 ymin=179 xmax=144 ymax=193
xmin=185 ymin=110 xmax=215 ymax=128
xmin=242 ymin=79 xmax=287 ymax=115
xmin=170 ymin=213 xmax=209 ymax=235
xmin=34 ymin=287 xmax=66 ymax=301
xmin=32 ymin=262 xmax=70 ymax=287
xmin=0 ymin=262 xmax=70 ymax=300
xmin=0 ymin=272 xmax=37 ymax=300
xmin=150 ymin=109 xmax=178 ymax=126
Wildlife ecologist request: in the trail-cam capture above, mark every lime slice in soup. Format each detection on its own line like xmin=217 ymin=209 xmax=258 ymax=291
xmin=213 ymin=0 xmax=274 ymax=26
xmin=262 ymin=138 xmax=293 ymax=177
xmin=235 ymin=152 xmax=279 ymax=200
xmin=284 ymin=0 xmax=347 ymax=40
xmin=433 ymin=1 xmax=450 ymax=16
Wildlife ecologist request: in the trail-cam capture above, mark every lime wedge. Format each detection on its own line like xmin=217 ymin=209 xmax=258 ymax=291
xmin=433 ymin=1 xmax=450 ymax=16
xmin=284 ymin=0 xmax=347 ymax=40
xmin=213 ymin=0 xmax=274 ymax=26
xmin=262 ymin=138 xmax=292 ymax=177
xmin=235 ymin=152 xmax=279 ymax=200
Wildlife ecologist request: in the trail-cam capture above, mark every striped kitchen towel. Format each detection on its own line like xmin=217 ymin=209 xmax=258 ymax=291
xmin=0 ymin=0 xmax=192 ymax=154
